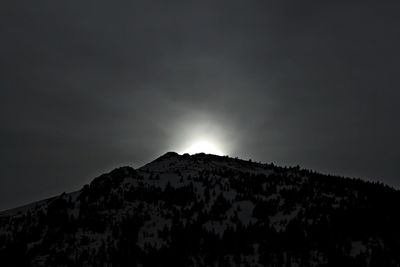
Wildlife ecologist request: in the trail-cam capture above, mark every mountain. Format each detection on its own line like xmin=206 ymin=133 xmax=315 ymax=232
xmin=1 ymin=152 xmax=400 ymax=266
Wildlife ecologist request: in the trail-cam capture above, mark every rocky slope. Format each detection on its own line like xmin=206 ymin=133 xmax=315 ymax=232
xmin=1 ymin=152 xmax=400 ymax=266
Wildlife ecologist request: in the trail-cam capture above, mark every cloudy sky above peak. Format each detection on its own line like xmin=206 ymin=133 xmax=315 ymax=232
xmin=1 ymin=0 xmax=400 ymax=210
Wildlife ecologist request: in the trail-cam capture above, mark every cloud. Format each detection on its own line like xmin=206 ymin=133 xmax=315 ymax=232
xmin=1 ymin=0 xmax=400 ymax=210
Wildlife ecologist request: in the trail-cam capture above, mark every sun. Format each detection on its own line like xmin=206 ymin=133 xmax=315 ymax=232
xmin=182 ymin=139 xmax=225 ymax=156
xmin=169 ymin=114 xmax=233 ymax=156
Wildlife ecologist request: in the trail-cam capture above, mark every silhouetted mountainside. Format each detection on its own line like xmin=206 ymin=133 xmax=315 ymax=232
xmin=1 ymin=152 xmax=400 ymax=266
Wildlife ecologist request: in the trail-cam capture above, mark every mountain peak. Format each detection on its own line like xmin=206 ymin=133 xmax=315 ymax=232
xmin=153 ymin=151 xmax=218 ymax=161
xmin=1 ymin=153 xmax=399 ymax=266
xmin=158 ymin=151 xmax=181 ymax=159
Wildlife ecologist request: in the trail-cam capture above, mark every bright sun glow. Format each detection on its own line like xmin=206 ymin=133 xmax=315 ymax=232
xmin=170 ymin=114 xmax=234 ymax=156
xmin=182 ymin=139 xmax=225 ymax=156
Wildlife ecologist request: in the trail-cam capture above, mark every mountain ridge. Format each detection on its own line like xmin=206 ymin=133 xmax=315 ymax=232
xmin=1 ymin=152 xmax=391 ymax=215
xmin=1 ymin=152 xmax=399 ymax=266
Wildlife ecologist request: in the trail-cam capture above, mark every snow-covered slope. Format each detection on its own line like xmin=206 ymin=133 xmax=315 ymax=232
xmin=1 ymin=152 xmax=400 ymax=266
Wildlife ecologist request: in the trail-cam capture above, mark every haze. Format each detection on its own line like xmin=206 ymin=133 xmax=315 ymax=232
xmin=1 ymin=0 xmax=400 ymax=210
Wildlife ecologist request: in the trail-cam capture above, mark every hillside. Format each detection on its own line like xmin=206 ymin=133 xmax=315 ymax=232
xmin=1 ymin=152 xmax=400 ymax=266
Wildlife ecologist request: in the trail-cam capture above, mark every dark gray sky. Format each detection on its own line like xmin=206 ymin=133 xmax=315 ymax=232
xmin=1 ymin=0 xmax=400 ymax=210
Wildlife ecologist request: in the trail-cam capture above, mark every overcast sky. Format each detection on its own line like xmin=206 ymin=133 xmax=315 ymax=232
xmin=1 ymin=0 xmax=400 ymax=210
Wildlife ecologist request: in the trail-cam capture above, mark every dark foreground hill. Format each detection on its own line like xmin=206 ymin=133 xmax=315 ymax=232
xmin=1 ymin=152 xmax=400 ymax=266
